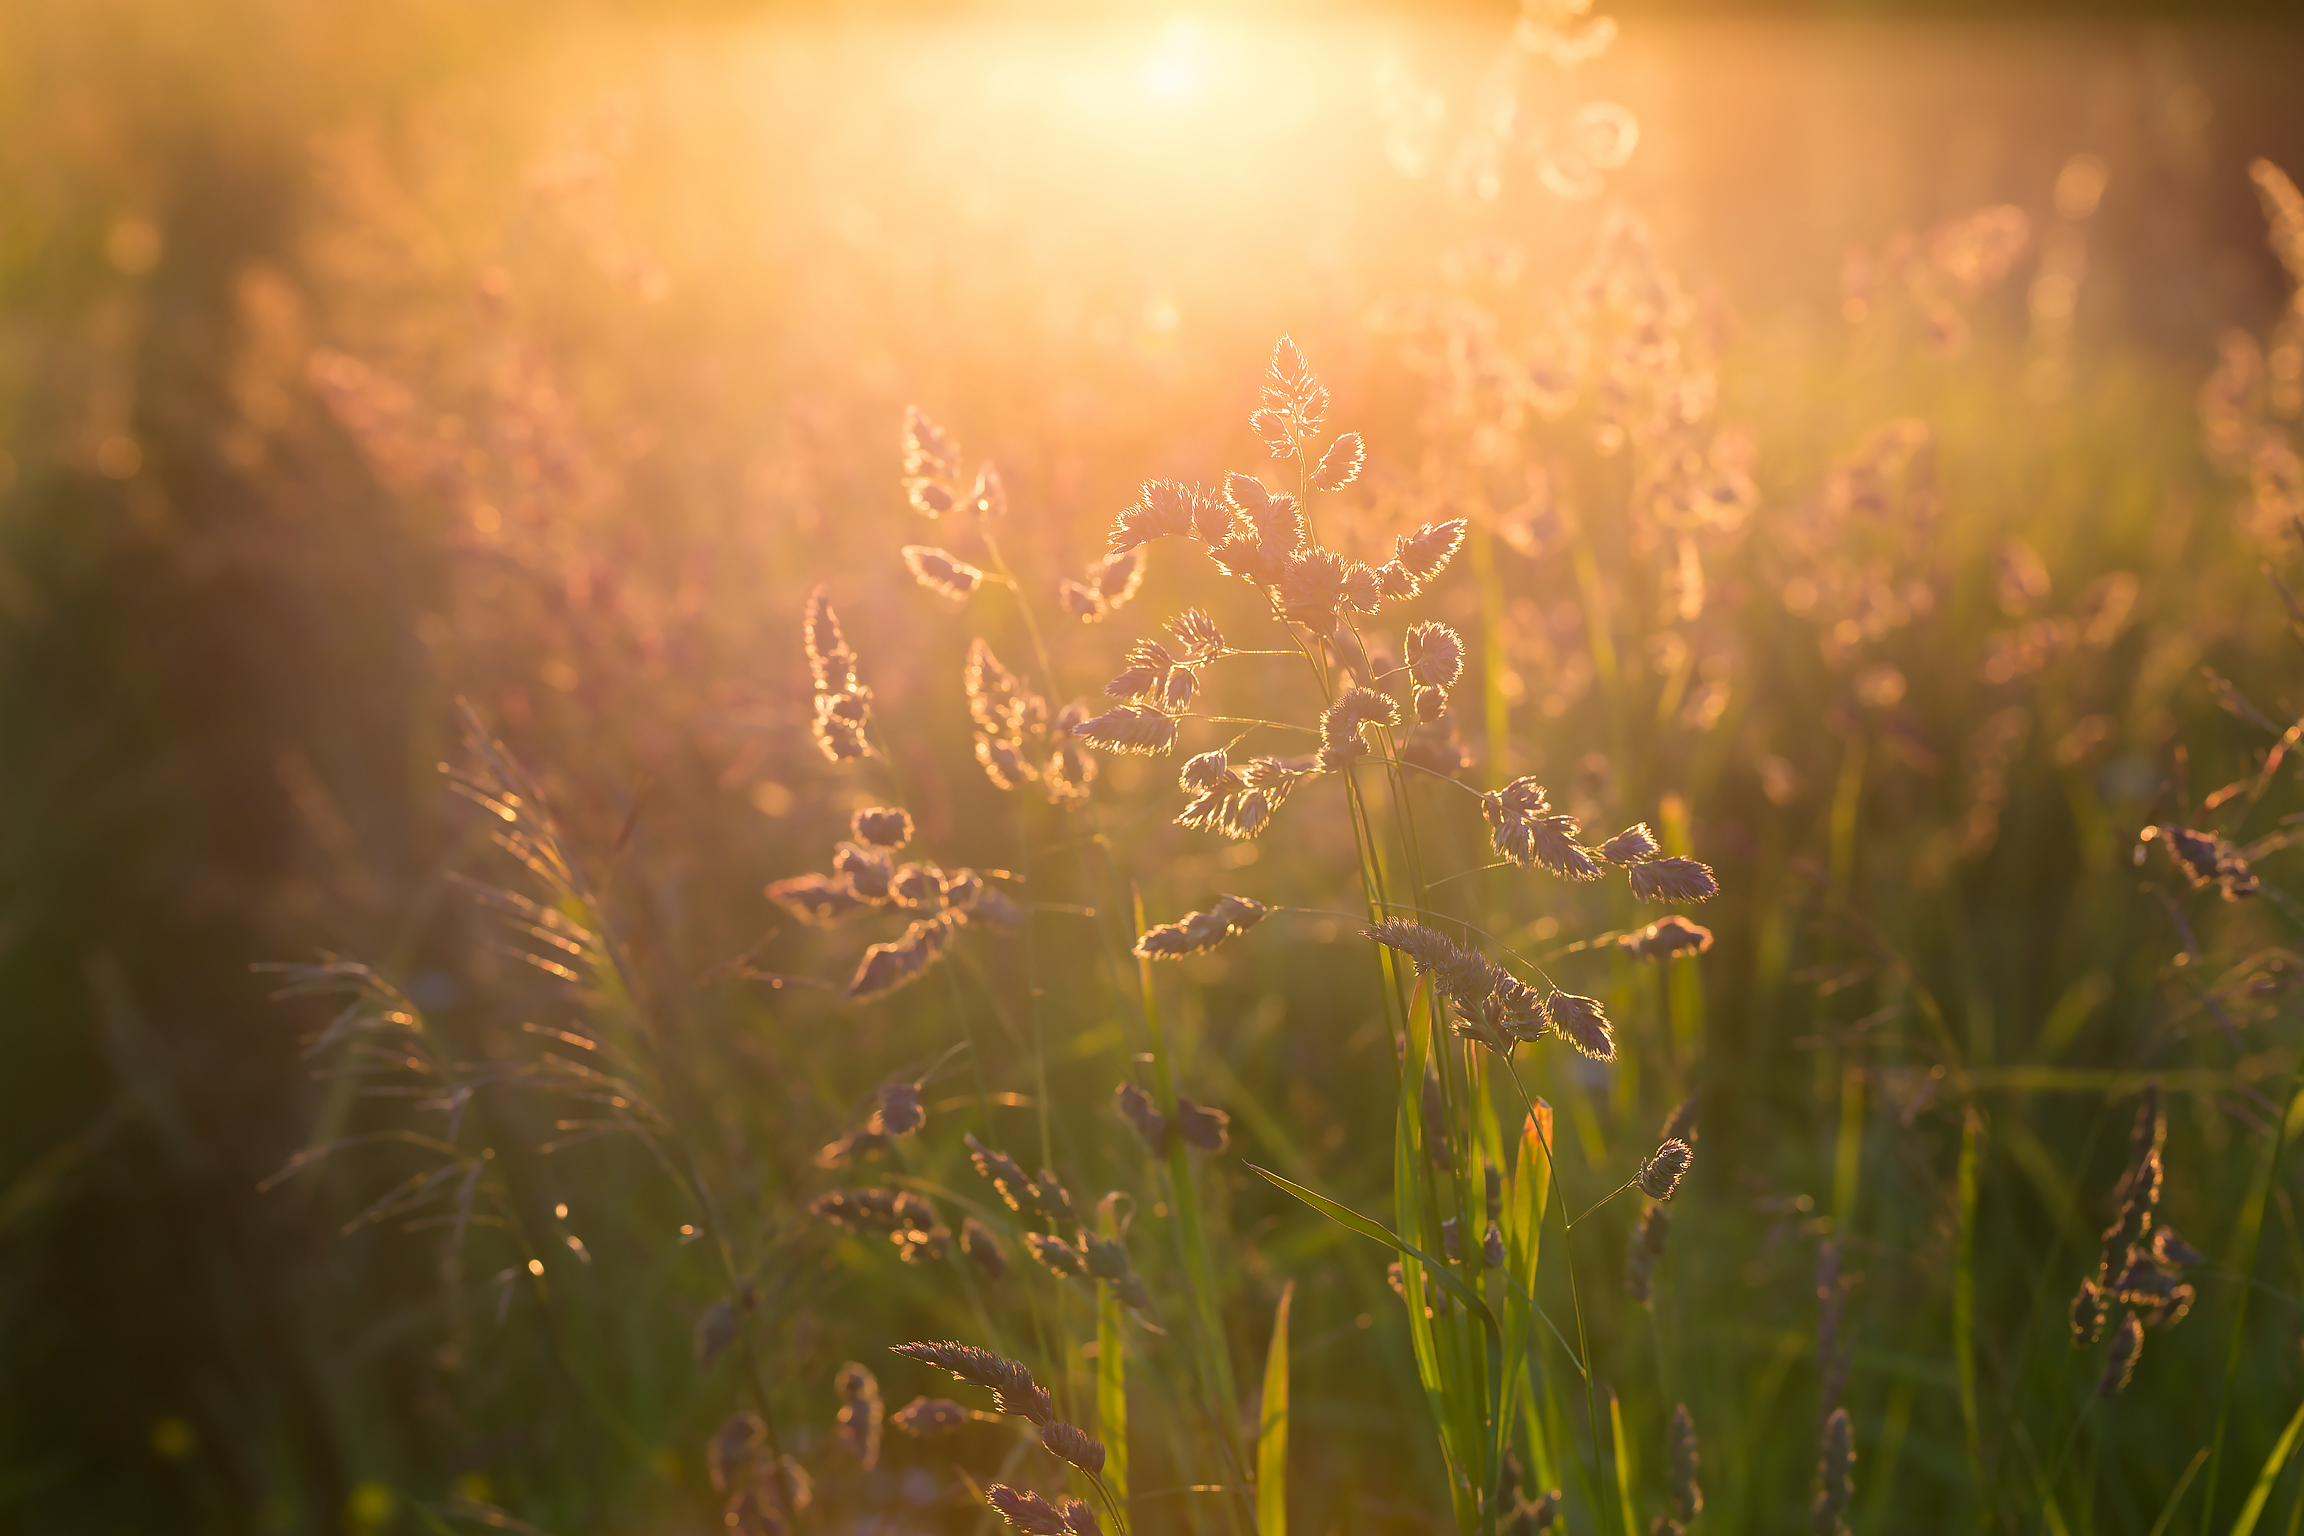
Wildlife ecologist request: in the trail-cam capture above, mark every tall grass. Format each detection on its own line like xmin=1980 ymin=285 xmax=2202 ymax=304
xmin=12 ymin=3 xmax=2304 ymax=1533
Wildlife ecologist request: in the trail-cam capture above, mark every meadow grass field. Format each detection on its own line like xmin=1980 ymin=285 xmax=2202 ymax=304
xmin=8 ymin=3 xmax=2304 ymax=1533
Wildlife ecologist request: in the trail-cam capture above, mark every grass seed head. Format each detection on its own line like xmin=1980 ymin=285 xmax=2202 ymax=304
xmin=987 ymin=1485 xmax=1069 ymax=1536
xmin=1812 ymin=1406 xmax=1855 ymax=1536
xmin=967 ymin=461 xmax=1007 ymax=519
xmin=870 ymin=1082 xmax=924 ymax=1137
xmin=2068 ymin=1276 xmax=2105 ymax=1346
xmin=1166 ymin=607 xmax=1225 ymax=658
xmin=1318 ymin=686 xmax=1401 ymax=770
xmin=891 ymin=1396 xmax=968 ymax=1437
xmin=1666 ymin=1403 xmax=1702 ymax=1526
xmin=2097 ymin=1311 xmax=2143 ymax=1397
xmin=1073 ymin=702 xmax=1180 ymax=756
xmin=1620 ymin=915 xmax=1714 ymax=959
xmin=767 ymin=873 xmax=872 ymax=928
xmin=833 ymin=1362 xmax=883 ymax=1468
xmin=1040 ymin=1420 xmax=1107 ymax=1477
xmin=890 ymin=1340 xmax=1050 ymax=1423
xmin=1026 ymin=1231 xmax=1087 ymax=1279
xmin=901 ymin=544 xmax=984 ymax=600
xmin=1405 ymin=620 xmax=1465 ymax=691
xmin=1134 ymin=895 xmax=1268 ymax=959
xmin=1116 ymin=1081 xmax=1168 ymax=1150
xmin=1628 ymin=855 xmax=1720 ymax=903
xmin=1549 ymin=989 xmax=1617 ymax=1061
xmin=708 ymin=1411 xmax=766 ymax=1492
xmin=1175 ymin=1094 xmax=1231 ymax=1153
xmin=849 ymin=806 xmax=914 ymax=849
xmin=1313 ymin=431 xmax=1367 ymax=490
xmin=1599 ymin=822 xmax=1661 ymax=864
xmin=1640 ymin=1139 xmax=1693 ymax=1199
xmin=1395 ymin=519 xmax=1469 ymax=583
xmin=724 ymin=1483 xmax=787 ymax=1536
xmin=845 ymin=913 xmax=960 ymax=1000
xmin=834 ymin=841 xmax=895 ymax=902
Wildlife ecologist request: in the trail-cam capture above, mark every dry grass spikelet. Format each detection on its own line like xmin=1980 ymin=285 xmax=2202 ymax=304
xmin=1483 ymin=779 xmax=1603 ymax=881
xmin=1174 ymin=1094 xmax=1231 ymax=1152
xmin=2068 ymin=1277 xmax=2105 ymax=1346
xmin=1073 ymin=702 xmax=1179 ymax=756
xmin=834 ymin=841 xmax=895 ymax=901
xmin=1639 ymin=1139 xmax=1693 ymax=1199
xmin=1619 ymin=915 xmax=1713 ymax=959
xmin=708 ymin=1411 xmax=766 ymax=1493
xmin=2097 ymin=1311 xmax=2143 ymax=1397
xmin=902 ymin=545 xmax=984 ymax=601
xmin=1812 ymin=1407 xmax=1855 ymax=1536
xmin=869 ymin=1082 xmax=924 ymax=1138
xmin=1039 ymin=1420 xmax=1107 ymax=1477
xmin=850 ymin=806 xmax=913 ymax=849
xmin=1664 ymin=1403 xmax=1702 ymax=1529
xmin=1177 ymin=751 xmax=1305 ymax=840
xmin=1115 ymin=1081 xmax=1167 ymax=1150
xmin=1109 ymin=477 xmax=1220 ymax=553
xmin=891 ymin=1340 xmax=1052 ymax=1424
xmin=986 ymin=1485 xmax=1069 ymax=1536
xmin=1505 ymin=1488 xmax=1562 ymax=1533
xmin=902 ymin=405 xmax=962 ymax=483
xmin=967 ymin=461 xmax=1008 ymax=520
xmin=845 ymin=912 xmax=961 ymax=1001
xmin=888 ymin=862 xmax=943 ymax=910
xmin=1106 ymin=640 xmax=1174 ymax=700
xmin=1405 ymin=620 xmax=1464 ymax=691
xmin=966 ymin=1133 xmax=1036 ymax=1210
xmin=1599 ymin=823 xmax=1660 ymax=864
xmin=724 ymin=1483 xmax=788 ymax=1536
xmin=1548 ymin=990 xmax=1616 ymax=1061
xmin=1394 ymin=519 xmax=1469 ymax=584
xmin=833 ymin=1362 xmax=883 ymax=1468
xmin=1167 ymin=607 xmax=1225 ymax=657
xmin=804 ymin=584 xmax=857 ymax=692
xmin=1318 ymin=686 xmax=1401 ymax=770
xmin=1134 ymin=894 xmax=1268 ymax=959
xmin=1026 ymin=1231 xmax=1087 ymax=1279
xmin=1313 ymin=431 xmax=1367 ymax=490
xmin=766 ymin=873 xmax=871 ymax=928
xmin=1627 ymin=855 xmax=1720 ymax=903
xmin=804 ymin=587 xmax=874 ymax=760
xmin=891 ymin=1396 xmax=969 ymax=1438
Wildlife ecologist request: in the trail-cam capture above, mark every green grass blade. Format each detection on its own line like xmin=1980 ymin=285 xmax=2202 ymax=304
xmin=2230 ymin=1400 xmax=2304 ymax=1536
xmin=2205 ymin=1049 xmax=2304 ymax=1536
xmin=1258 ymin=1281 xmax=1293 ymax=1536
xmin=1246 ymin=1163 xmax=1501 ymax=1345
xmin=1608 ymin=1388 xmax=1636 ymax=1536
xmin=2148 ymin=1449 xmax=2211 ymax=1536
xmin=1956 ymin=1107 xmax=1983 ymax=1496
xmin=1097 ymin=1264 xmax=1130 ymax=1509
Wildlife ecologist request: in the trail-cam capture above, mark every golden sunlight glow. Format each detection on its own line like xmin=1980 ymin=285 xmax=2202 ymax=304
xmin=1138 ymin=18 xmax=1207 ymax=104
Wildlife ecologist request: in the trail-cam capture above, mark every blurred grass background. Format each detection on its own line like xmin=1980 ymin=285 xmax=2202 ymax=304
xmin=7 ymin=1 xmax=2304 ymax=1532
